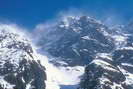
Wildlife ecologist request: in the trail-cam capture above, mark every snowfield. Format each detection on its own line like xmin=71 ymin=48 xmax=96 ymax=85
xmin=35 ymin=54 xmax=84 ymax=89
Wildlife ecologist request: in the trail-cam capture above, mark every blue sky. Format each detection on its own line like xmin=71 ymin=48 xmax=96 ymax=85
xmin=0 ymin=0 xmax=133 ymax=29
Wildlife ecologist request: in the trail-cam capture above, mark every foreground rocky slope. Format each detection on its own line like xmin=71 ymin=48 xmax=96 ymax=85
xmin=79 ymin=47 xmax=133 ymax=89
xmin=0 ymin=25 xmax=46 ymax=89
xmin=79 ymin=53 xmax=125 ymax=89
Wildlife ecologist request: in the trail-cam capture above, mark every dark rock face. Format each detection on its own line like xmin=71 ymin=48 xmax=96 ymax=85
xmin=79 ymin=54 xmax=126 ymax=89
xmin=0 ymin=28 xmax=46 ymax=89
xmin=3 ymin=60 xmax=46 ymax=89
xmin=113 ymin=47 xmax=133 ymax=89
xmin=79 ymin=47 xmax=133 ymax=89
xmin=37 ymin=16 xmax=115 ymax=66
xmin=113 ymin=47 xmax=133 ymax=64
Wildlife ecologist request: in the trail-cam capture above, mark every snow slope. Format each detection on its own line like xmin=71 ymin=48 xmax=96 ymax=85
xmin=35 ymin=53 xmax=84 ymax=89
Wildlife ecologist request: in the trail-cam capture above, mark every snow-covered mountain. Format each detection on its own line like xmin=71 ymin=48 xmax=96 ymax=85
xmin=35 ymin=16 xmax=115 ymax=66
xmin=1 ymin=15 xmax=133 ymax=89
xmin=34 ymin=16 xmax=133 ymax=89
